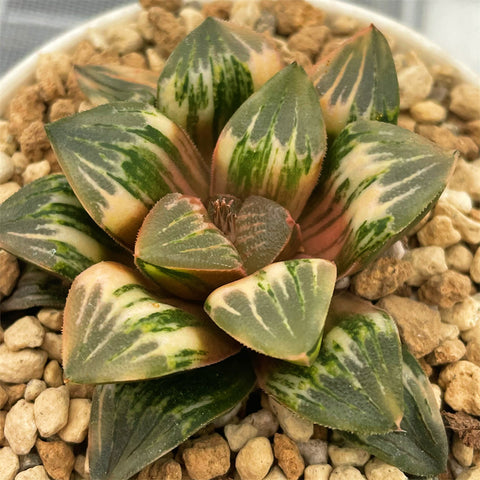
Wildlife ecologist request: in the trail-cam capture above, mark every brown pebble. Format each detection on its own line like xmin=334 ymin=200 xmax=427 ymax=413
xmin=273 ymin=433 xmax=305 ymax=480
xmin=7 ymin=85 xmax=45 ymax=138
xmin=148 ymin=7 xmax=186 ymax=58
xmin=418 ymin=270 xmax=472 ymax=308
xmin=18 ymin=121 xmax=50 ymax=162
xmin=140 ymin=0 xmax=182 ymax=11
xmin=265 ymin=0 xmax=325 ymax=35
xmin=425 ymin=338 xmax=467 ymax=365
xmin=36 ymin=439 xmax=75 ymax=480
xmin=49 ymin=99 xmax=75 ymax=122
xmin=287 ymin=25 xmax=330 ymax=61
xmin=202 ymin=0 xmax=232 ymax=20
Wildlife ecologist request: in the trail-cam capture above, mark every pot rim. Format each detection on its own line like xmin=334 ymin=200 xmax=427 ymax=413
xmin=0 ymin=0 xmax=478 ymax=116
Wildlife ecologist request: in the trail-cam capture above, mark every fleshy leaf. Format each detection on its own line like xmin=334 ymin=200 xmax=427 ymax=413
xmin=62 ymin=261 xmax=240 ymax=383
xmin=0 ymin=174 xmax=118 ymax=281
xmin=88 ymin=352 xmax=256 ymax=480
xmin=340 ymin=347 xmax=448 ymax=476
xmin=0 ymin=265 xmax=69 ymax=312
xmin=312 ymin=24 xmax=399 ymax=137
xmin=204 ymin=259 xmax=336 ymax=366
xmin=157 ymin=17 xmax=284 ymax=159
xmin=234 ymin=196 xmax=302 ymax=274
xmin=300 ymin=120 xmax=455 ymax=276
xmin=135 ymin=193 xmax=246 ymax=300
xmin=257 ymin=294 xmax=404 ymax=434
xmin=45 ymin=102 xmax=209 ymax=248
xmin=211 ymin=63 xmax=326 ymax=219
xmin=74 ymin=64 xmax=158 ymax=105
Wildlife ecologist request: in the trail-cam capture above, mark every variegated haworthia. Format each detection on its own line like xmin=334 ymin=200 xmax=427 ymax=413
xmin=312 ymin=24 xmax=399 ymax=137
xmin=258 ymin=294 xmax=404 ymax=434
xmin=340 ymin=347 xmax=448 ymax=476
xmin=46 ymin=102 xmax=209 ymax=248
xmin=0 ymin=174 xmax=117 ymax=281
xmin=74 ymin=64 xmax=158 ymax=105
xmin=157 ymin=17 xmax=284 ymax=159
xmin=135 ymin=193 xmax=246 ymax=300
xmin=204 ymin=259 xmax=336 ymax=365
xmin=211 ymin=63 xmax=326 ymax=219
xmin=300 ymin=119 xmax=455 ymax=276
xmin=88 ymin=352 xmax=256 ymax=480
xmin=62 ymin=261 xmax=240 ymax=383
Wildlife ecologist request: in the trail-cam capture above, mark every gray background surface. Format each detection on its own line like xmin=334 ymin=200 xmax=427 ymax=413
xmin=0 ymin=0 xmax=479 ymax=75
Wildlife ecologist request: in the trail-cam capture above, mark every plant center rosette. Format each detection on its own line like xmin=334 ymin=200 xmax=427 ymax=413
xmin=0 ymin=15 xmax=455 ymax=479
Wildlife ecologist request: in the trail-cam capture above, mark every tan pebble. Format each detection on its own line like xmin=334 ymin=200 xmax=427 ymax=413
xmin=148 ymin=7 xmax=186 ymax=57
xmin=0 ymin=385 xmax=8 ymax=409
xmin=471 ymin=247 xmax=480 ymax=283
xmin=120 ymin=52 xmax=147 ymax=69
xmin=457 ymin=466 xmax=480 ymax=480
xmin=450 ymin=84 xmax=480 ymax=121
xmin=0 ymin=181 xmax=21 ymax=203
xmin=397 ymin=113 xmax=416 ymax=131
xmin=466 ymin=338 xmax=480 ymax=366
xmin=404 ymin=246 xmax=447 ymax=286
xmin=466 ymin=119 xmax=480 ymax=147
xmin=417 ymin=215 xmax=462 ymax=248
xmin=449 ymin=158 xmax=480 ymax=202
xmin=37 ymin=309 xmax=63 ymax=332
xmin=0 ymin=250 xmax=20 ymax=297
xmin=441 ymin=296 xmax=480 ymax=331
xmin=21 ymin=160 xmax=51 ymax=185
xmin=431 ymin=383 xmax=443 ymax=410
xmin=36 ymin=439 xmax=75 ymax=480
xmin=41 ymin=332 xmax=62 ymax=362
xmin=24 ymin=380 xmax=47 ymax=403
xmin=224 ymin=422 xmax=258 ymax=452
xmin=398 ymin=63 xmax=433 ymax=109
xmin=145 ymin=48 xmax=165 ymax=73
xmin=0 ymin=120 xmax=18 ymax=156
xmin=264 ymin=466 xmax=288 ymax=480
xmin=287 ymin=25 xmax=330 ymax=61
xmin=4 ymin=384 xmax=27 ymax=410
xmin=425 ymin=338 xmax=466 ymax=365
xmin=179 ymin=7 xmax=205 ymax=34
xmin=66 ymin=383 xmax=95 ymax=399
xmin=0 ymin=151 xmax=14 ymax=183
xmin=58 ymin=400 xmax=91 ymax=443
xmin=329 ymin=465 xmax=366 ymax=479
xmin=4 ymin=400 xmax=37 ymax=455
xmin=138 ymin=457 xmax=181 ymax=480
xmin=236 ymin=436 xmax=274 ymax=480
xmin=303 ymin=464 xmax=332 ymax=480
xmin=410 ymin=100 xmax=447 ymax=124
xmin=43 ymin=360 xmax=63 ymax=388
xmin=364 ymin=457 xmax=407 ymax=479
xmin=376 ymin=295 xmax=442 ymax=357
xmin=435 ymin=201 xmax=480 ymax=244
xmin=136 ymin=10 xmax=155 ymax=41
xmin=73 ymin=455 xmax=87 ymax=477
xmin=211 ymin=401 xmax=242 ymax=428
xmin=230 ymin=0 xmax=261 ymax=28
xmin=273 ymin=433 xmax=305 ymax=480
xmin=328 ymin=444 xmax=370 ymax=467
xmin=439 ymin=322 xmax=461 ymax=341
xmin=0 ymin=411 xmax=6 ymax=444
xmin=7 ymin=85 xmax=45 ymax=137
xmin=330 ymin=15 xmax=358 ymax=35
xmin=201 ymin=0 xmax=232 ymax=20
xmin=416 ymin=124 xmax=472 ymax=156
xmin=0 ymin=345 xmax=48 ymax=384
xmin=106 ymin=26 xmax=144 ymax=55
xmin=35 ymin=54 xmax=66 ymax=102
xmin=269 ymin=397 xmax=313 ymax=442
xmin=418 ymin=270 xmax=471 ymax=308
xmin=4 ymin=316 xmax=45 ymax=351
xmin=18 ymin=121 xmax=50 ymax=163
xmin=268 ymin=0 xmax=324 ymax=36
xmin=34 ymin=386 xmax=69 ymax=438
xmin=446 ymin=244 xmax=474 ymax=273
xmin=243 ymin=408 xmax=279 ymax=438
xmin=182 ymin=433 xmax=230 ymax=480
xmin=440 ymin=189 xmax=473 ymax=214
xmin=15 ymin=465 xmax=49 ymax=480
xmin=11 ymin=151 xmax=29 ymax=176
xmin=140 ymin=0 xmax=182 ymax=10
xmin=48 ymin=99 xmax=75 ymax=122
xmin=453 ymin=433 xmax=474 ymax=467
xmin=0 ymin=447 xmax=19 ymax=480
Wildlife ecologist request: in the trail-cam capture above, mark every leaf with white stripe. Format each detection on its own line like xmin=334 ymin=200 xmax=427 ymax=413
xmin=0 ymin=174 xmax=118 ymax=281
xmin=211 ymin=64 xmax=326 ymax=219
xmin=312 ymin=24 xmax=399 ymax=137
xmin=340 ymin=347 xmax=448 ymax=476
xmin=74 ymin=64 xmax=158 ymax=105
xmin=62 ymin=261 xmax=240 ymax=383
xmin=300 ymin=120 xmax=455 ymax=276
xmin=204 ymin=259 xmax=336 ymax=366
xmin=234 ymin=196 xmax=301 ymax=274
xmin=157 ymin=17 xmax=284 ymax=159
xmin=88 ymin=352 xmax=256 ymax=480
xmin=46 ymin=102 xmax=209 ymax=248
xmin=135 ymin=193 xmax=246 ymax=300
xmin=258 ymin=294 xmax=404 ymax=434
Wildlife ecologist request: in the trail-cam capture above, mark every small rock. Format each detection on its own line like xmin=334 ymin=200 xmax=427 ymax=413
xmin=269 ymin=0 xmax=325 ymax=36
xmin=236 ymin=437 xmax=274 ymax=480
xmin=376 ymin=295 xmax=442 ymax=357
xmin=425 ymin=338 xmax=466 ymax=365
xmin=40 ymin=332 xmax=62 ymax=363
xmin=431 ymin=383 xmax=443 ymax=410
xmin=138 ymin=457 xmax=181 ymax=480
xmin=418 ymin=270 xmax=472 ymax=308
xmin=417 ymin=215 xmax=462 ymax=248
xmin=440 ymin=189 xmax=473 ymax=215
xmin=449 ymin=159 xmax=480 ymax=202
xmin=0 ymin=250 xmax=20 ymax=297
xmin=230 ymin=0 xmax=261 ymax=28
xmin=457 ymin=467 xmax=480 ymax=480
xmin=224 ymin=422 xmax=258 ymax=452
xmin=178 ymin=7 xmax=205 ymax=34
xmin=439 ymin=361 xmax=480 ymax=415
xmin=0 ymin=345 xmax=48 ymax=384
xmin=145 ymin=48 xmax=165 ymax=72
xmin=466 ymin=119 xmax=480 ymax=147
xmin=328 ymin=445 xmax=370 ymax=467
xmin=0 ymin=182 xmax=21 ymax=204
xmin=4 ymin=400 xmax=37 ymax=455
xmin=211 ymin=401 xmax=242 ymax=428
xmin=106 ymin=26 xmax=144 ymax=55
xmin=66 ymin=383 xmax=95 ymax=399
xmin=303 ymin=464 xmax=332 ymax=480
xmin=269 ymin=398 xmax=313 ymax=442
xmin=435 ymin=201 xmax=480 ymax=245
xmin=4 ymin=384 xmax=27 ymax=410
xmin=21 ymin=160 xmax=50 ymax=185
xmin=254 ymin=10 xmax=276 ymax=35
xmin=4 ymin=316 xmax=45 ymax=351
xmin=287 ymin=25 xmax=330 ymax=61
xmin=397 ymin=113 xmax=416 ymax=131
xmin=404 ymin=246 xmax=448 ymax=286
xmin=73 ymin=455 xmax=87 ymax=478
xmin=201 ymin=0 xmax=232 ymax=20
xmin=450 ymin=83 xmax=480 ymax=121
xmin=18 ymin=453 xmax=42 ymax=471
xmin=329 ymin=465 xmax=366 ymax=480
xmin=43 ymin=360 xmax=63 ymax=388
xmin=273 ymin=433 xmax=305 ymax=480
xmin=446 ymin=244 xmax=474 ymax=273
xmin=264 ymin=466 xmax=288 ymax=480
xmin=439 ymin=322 xmax=461 ymax=342
xmin=35 ymin=440 xmax=75 ymax=480
xmin=148 ymin=7 xmax=186 ymax=57
xmin=243 ymin=408 xmax=279 ymax=438
xmin=296 ymin=439 xmax=328 ymax=465
xmin=364 ymin=457 xmax=407 ymax=479
xmin=24 ymin=380 xmax=47 ymax=403
xmin=410 ymin=100 xmax=447 ymax=124
xmin=398 ymin=62 xmax=433 ymax=109
xmin=466 ymin=338 xmax=480 ymax=366
xmin=330 ymin=15 xmax=358 ymax=35
xmin=0 ymin=447 xmax=19 ymax=480
xmin=182 ymin=433 xmax=230 ymax=480
xmin=441 ymin=296 xmax=480 ymax=331
xmin=34 ymin=386 xmax=69 ymax=438
xmin=453 ymin=433 xmax=474 ymax=467
xmin=59 ymin=399 xmax=91 ymax=444
xmin=471 ymin=247 xmax=480 ymax=283
xmin=0 ymin=152 xmax=14 ymax=183
xmin=15 ymin=466 xmax=49 ymax=480
xmin=7 ymin=85 xmax=45 ymax=138
xmin=0 ymin=411 xmax=6 ymax=444
xmin=36 ymin=309 xmax=63 ymax=332
xmin=0 ymin=385 xmax=8 ymax=409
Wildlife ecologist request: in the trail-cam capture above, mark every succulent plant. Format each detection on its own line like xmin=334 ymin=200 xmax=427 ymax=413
xmin=0 ymin=17 xmax=454 ymax=479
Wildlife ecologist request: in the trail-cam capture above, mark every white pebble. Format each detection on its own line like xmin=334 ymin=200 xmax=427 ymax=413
xmin=4 ymin=400 xmax=37 ymax=455
xmin=14 ymin=466 xmax=49 ymax=480
xmin=0 ymin=151 xmax=14 ymax=183
xmin=236 ymin=437 xmax=274 ymax=480
xmin=41 ymin=332 xmax=62 ymax=362
xmin=440 ymin=296 xmax=480 ymax=331
xmin=329 ymin=465 xmax=366 ymax=479
xmin=59 ymin=399 xmax=92 ymax=444
xmin=439 ymin=189 xmax=473 ymax=214
xmin=34 ymin=386 xmax=69 ymax=437
xmin=364 ymin=457 xmax=407 ymax=479
xmin=304 ymin=464 xmax=332 ymax=480
xmin=4 ymin=316 xmax=45 ymax=351
xmin=107 ymin=26 xmax=143 ymax=55
xmin=224 ymin=423 xmax=259 ymax=452
xmin=297 ymin=439 xmax=328 ymax=465
xmin=269 ymin=397 xmax=313 ymax=442
xmin=21 ymin=160 xmax=50 ymax=185
xmin=24 ymin=380 xmax=47 ymax=403
xmin=242 ymin=408 xmax=279 ymax=438
xmin=37 ymin=309 xmax=63 ymax=331
xmin=179 ymin=7 xmax=205 ymax=34
xmin=328 ymin=444 xmax=370 ymax=467
xmin=0 ymin=447 xmax=19 ymax=480
xmin=398 ymin=63 xmax=433 ymax=109
xmin=404 ymin=246 xmax=448 ymax=286
xmin=0 ymin=344 xmax=48 ymax=383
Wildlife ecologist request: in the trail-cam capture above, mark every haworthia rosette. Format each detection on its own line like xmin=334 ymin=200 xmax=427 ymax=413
xmin=157 ymin=17 xmax=284 ymax=159
xmin=135 ymin=193 xmax=246 ymax=300
xmin=234 ymin=196 xmax=301 ymax=274
xmin=62 ymin=261 xmax=240 ymax=383
xmin=211 ymin=64 xmax=326 ymax=219
xmin=204 ymin=259 xmax=336 ymax=366
xmin=340 ymin=347 xmax=448 ymax=476
xmin=46 ymin=102 xmax=209 ymax=248
xmin=74 ymin=64 xmax=158 ymax=105
xmin=0 ymin=174 xmax=118 ymax=281
xmin=88 ymin=353 xmax=256 ymax=480
xmin=300 ymin=120 xmax=455 ymax=276
xmin=258 ymin=294 xmax=404 ymax=434
xmin=312 ymin=24 xmax=399 ymax=137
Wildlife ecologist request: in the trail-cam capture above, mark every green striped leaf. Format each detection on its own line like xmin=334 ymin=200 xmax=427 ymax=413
xmin=312 ymin=24 xmax=399 ymax=137
xmin=234 ymin=196 xmax=301 ymax=274
xmin=211 ymin=64 xmax=326 ymax=219
xmin=88 ymin=352 xmax=256 ymax=480
xmin=204 ymin=259 xmax=336 ymax=366
xmin=46 ymin=102 xmax=209 ymax=248
xmin=340 ymin=347 xmax=448 ymax=476
xmin=74 ymin=64 xmax=158 ymax=105
xmin=0 ymin=174 xmax=118 ymax=281
xmin=157 ymin=17 xmax=284 ymax=159
xmin=62 ymin=261 xmax=240 ymax=383
xmin=258 ymin=294 xmax=404 ymax=434
xmin=135 ymin=193 xmax=246 ymax=300
xmin=300 ymin=120 xmax=455 ymax=276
